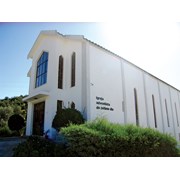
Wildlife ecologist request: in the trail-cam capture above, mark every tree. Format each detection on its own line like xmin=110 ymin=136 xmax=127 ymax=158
xmin=8 ymin=114 xmax=25 ymax=135
xmin=13 ymin=105 xmax=22 ymax=114
xmin=0 ymin=95 xmax=27 ymax=119
xmin=0 ymin=106 xmax=13 ymax=122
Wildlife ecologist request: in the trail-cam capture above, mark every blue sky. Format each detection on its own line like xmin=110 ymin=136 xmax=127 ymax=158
xmin=0 ymin=22 xmax=104 ymax=99
xmin=1 ymin=22 xmax=180 ymax=99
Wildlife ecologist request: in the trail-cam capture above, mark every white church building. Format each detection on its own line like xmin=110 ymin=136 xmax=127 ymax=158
xmin=24 ymin=30 xmax=180 ymax=142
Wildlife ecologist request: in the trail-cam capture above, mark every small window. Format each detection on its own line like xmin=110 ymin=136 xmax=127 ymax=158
xmin=71 ymin=52 xmax=76 ymax=87
xmin=122 ymin=101 xmax=124 ymax=112
xmin=175 ymin=103 xmax=179 ymax=127
xmin=71 ymin=102 xmax=75 ymax=109
xmin=134 ymin=88 xmax=139 ymax=126
xmin=165 ymin=99 xmax=170 ymax=127
xmin=57 ymin=100 xmax=63 ymax=112
xmin=35 ymin=52 xmax=48 ymax=87
xmin=58 ymin=56 xmax=64 ymax=89
xmin=152 ymin=95 xmax=157 ymax=128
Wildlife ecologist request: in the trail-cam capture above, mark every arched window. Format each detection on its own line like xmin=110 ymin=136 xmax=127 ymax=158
xmin=165 ymin=99 xmax=170 ymax=127
xmin=71 ymin=102 xmax=75 ymax=109
xmin=57 ymin=100 xmax=63 ymax=112
xmin=175 ymin=103 xmax=179 ymax=127
xmin=134 ymin=88 xmax=139 ymax=126
xmin=71 ymin=52 xmax=76 ymax=87
xmin=58 ymin=55 xmax=64 ymax=89
xmin=35 ymin=51 xmax=48 ymax=87
xmin=152 ymin=95 xmax=157 ymax=128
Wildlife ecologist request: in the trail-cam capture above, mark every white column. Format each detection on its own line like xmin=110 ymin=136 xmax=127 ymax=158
xmin=26 ymin=102 xmax=33 ymax=136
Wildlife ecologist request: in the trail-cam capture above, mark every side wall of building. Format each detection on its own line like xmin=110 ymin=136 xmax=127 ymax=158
xmin=88 ymin=44 xmax=124 ymax=123
xmin=123 ymin=61 xmax=148 ymax=127
xmin=87 ymin=42 xmax=180 ymax=141
xmin=169 ymin=87 xmax=180 ymax=139
xmin=143 ymin=74 xmax=164 ymax=132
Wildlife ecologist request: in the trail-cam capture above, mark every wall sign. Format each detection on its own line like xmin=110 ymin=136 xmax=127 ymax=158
xmin=96 ymin=96 xmax=114 ymax=111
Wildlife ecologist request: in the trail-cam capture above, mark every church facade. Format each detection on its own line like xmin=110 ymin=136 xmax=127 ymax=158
xmin=24 ymin=30 xmax=180 ymax=141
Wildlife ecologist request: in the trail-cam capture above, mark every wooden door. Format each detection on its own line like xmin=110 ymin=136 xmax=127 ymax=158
xmin=33 ymin=102 xmax=45 ymax=135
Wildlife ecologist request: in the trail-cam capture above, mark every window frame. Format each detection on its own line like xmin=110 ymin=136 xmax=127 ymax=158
xmin=58 ymin=55 xmax=64 ymax=89
xmin=152 ymin=95 xmax=157 ymax=128
xmin=165 ymin=99 xmax=170 ymax=127
xmin=35 ymin=51 xmax=48 ymax=88
xmin=57 ymin=100 xmax=63 ymax=112
xmin=71 ymin=102 xmax=75 ymax=109
xmin=71 ymin=52 xmax=76 ymax=87
xmin=174 ymin=103 xmax=179 ymax=127
xmin=134 ymin=88 xmax=139 ymax=126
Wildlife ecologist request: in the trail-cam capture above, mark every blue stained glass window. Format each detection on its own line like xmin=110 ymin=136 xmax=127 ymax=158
xmin=43 ymin=52 xmax=48 ymax=62
xmin=35 ymin=51 xmax=48 ymax=87
xmin=45 ymin=62 xmax=48 ymax=72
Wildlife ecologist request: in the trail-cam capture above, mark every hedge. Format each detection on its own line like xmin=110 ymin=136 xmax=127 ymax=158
xmin=13 ymin=118 xmax=180 ymax=157
xmin=61 ymin=118 xmax=180 ymax=157
xmin=13 ymin=136 xmax=67 ymax=157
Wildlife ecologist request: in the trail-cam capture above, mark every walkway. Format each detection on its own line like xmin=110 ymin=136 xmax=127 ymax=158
xmin=0 ymin=137 xmax=26 ymax=157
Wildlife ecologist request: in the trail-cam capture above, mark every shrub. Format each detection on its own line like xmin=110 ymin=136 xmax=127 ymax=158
xmin=0 ymin=120 xmax=7 ymax=128
xmin=52 ymin=108 xmax=84 ymax=130
xmin=13 ymin=136 xmax=67 ymax=157
xmin=61 ymin=125 xmax=104 ymax=156
xmin=61 ymin=118 xmax=180 ymax=157
xmin=0 ymin=123 xmax=22 ymax=137
xmin=8 ymin=114 xmax=25 ymax=134
xmin=0 ymin=126 xmax=12 ymax=137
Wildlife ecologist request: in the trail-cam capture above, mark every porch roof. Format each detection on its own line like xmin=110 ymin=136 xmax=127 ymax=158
xmin=23 ymin=91 xmax=49 ymax=102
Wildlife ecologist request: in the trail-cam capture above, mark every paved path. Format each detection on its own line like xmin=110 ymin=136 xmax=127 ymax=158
xmin=0 ymin=137 xmax=26 ymax=157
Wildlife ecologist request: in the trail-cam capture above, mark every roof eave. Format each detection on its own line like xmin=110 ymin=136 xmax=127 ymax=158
xmin=27 ymin=30 xmax=61 ymax=59
xmin=23 ymin=91 xmax=49 ymax=102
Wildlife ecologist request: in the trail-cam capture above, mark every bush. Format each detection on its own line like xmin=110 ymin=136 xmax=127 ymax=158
xmin=52 ymin=108 xmax=84 ymax=129
xmin=8 ymin=114 xmax=25 ymax=134
xmin=0 ymin=120 xmax=7 ymax=128
xmin=0 ymin=124 xmax=22 ymax=137
xmin=0 ymin=126 xmax=12 ymax=137
xmin=61 ymin=118 xmax=180 ymax=157
xmin=61 ymin=125 xmax=104 ymax=156
xmin=13 ymin=136 xmax=67 ymax=157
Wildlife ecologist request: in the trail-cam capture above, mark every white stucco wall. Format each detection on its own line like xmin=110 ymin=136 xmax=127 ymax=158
xmin=144 ymin=74 xmax=163 ymax=132
xmin=159 ymin=81 xmax=175 ymax=136
xmin=123 ymin=62 xmax=147 ymax=127
xmin=170 ymin=88 xmax=180 ymax=140
xmin=26 ymin=102 xmax=33 ymax=135
xmin=88 ymin=44 xmax=124 ymax=123
xmin=48 ymin=37 xmax=84 ymax=126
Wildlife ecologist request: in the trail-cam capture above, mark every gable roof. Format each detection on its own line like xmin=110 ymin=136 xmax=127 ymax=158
xmin=28 ymin=30 xmax=64 ymax=59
